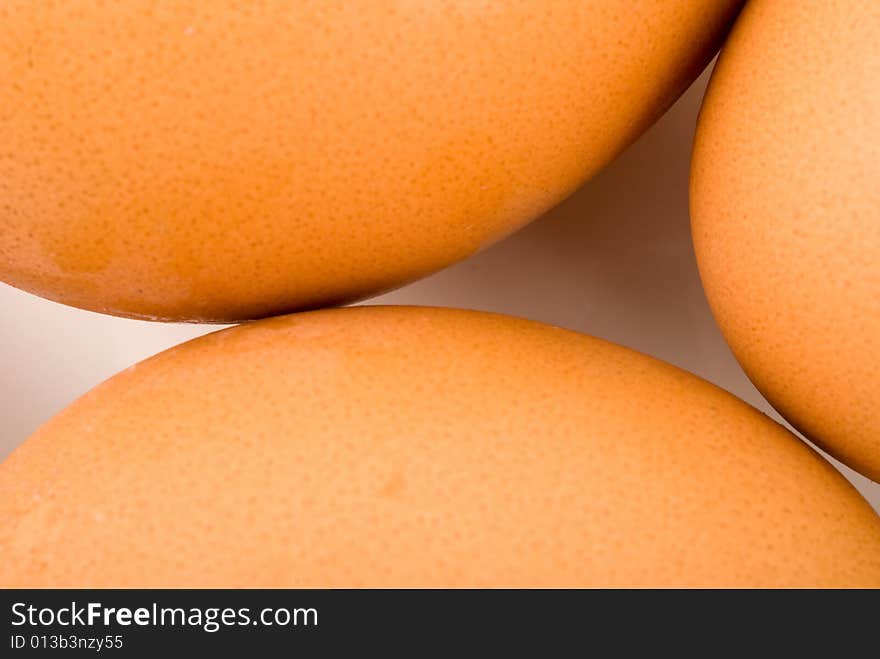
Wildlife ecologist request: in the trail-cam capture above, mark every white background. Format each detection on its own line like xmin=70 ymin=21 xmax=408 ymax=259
xmin=2 ymin=65 xmax=877 ymax=513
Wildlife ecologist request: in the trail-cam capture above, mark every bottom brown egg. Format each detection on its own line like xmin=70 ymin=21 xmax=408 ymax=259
xmin=2 ymin=306 xmax=879 ymax=587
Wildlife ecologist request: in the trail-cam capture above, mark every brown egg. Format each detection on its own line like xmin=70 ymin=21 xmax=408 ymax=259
xmin=691 ymin=1 xmax=880 ymax=481
xmin=0 ymin=1 xmax=741 ymax=321
xmin=2 ymin=306 xmax=878 ymax=587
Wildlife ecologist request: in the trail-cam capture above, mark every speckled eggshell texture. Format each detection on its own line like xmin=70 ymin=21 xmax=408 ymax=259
xmin=0 ymin=1 xmax=742 ymax=321
xmin=691 ymin=1 xmax=880 ymax=481
xmin=2 ymin=307 xmax=879 ymax=587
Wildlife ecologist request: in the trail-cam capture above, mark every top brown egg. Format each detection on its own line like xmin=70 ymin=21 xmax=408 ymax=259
xmin=0 ymin=1 xmax=741 ymax=321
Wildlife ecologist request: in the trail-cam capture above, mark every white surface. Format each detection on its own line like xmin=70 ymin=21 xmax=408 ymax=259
xmin=2 ymin=66 xmax=878 ymax=513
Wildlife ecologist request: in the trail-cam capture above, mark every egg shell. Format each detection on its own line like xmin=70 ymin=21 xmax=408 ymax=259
xmin=690 ymin=0 xmax=880 ymax=481
xmin=2 ymin=306 xmax=879 ymax=587
xmin=0 ymin=0 xmax=741 ymax=321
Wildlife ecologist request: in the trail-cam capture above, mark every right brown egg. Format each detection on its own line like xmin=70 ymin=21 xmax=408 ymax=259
xmin=691 ymin=0 xmax=880 ymax=481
